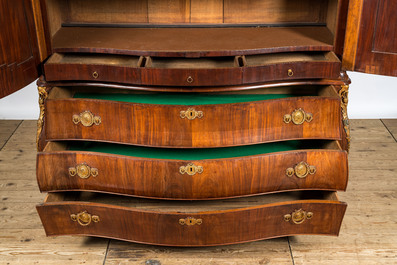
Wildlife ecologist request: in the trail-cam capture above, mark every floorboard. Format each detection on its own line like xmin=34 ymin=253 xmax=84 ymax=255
xmin=0 ymin=119 xmax=395 ymax=264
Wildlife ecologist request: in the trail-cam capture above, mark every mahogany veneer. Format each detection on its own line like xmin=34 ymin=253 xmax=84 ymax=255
xmin=44 ymin=51 xmax=341 ymax=86
xmin=51 ymin=27 xmax=335 ymax=57
xmin=37 ymin=191 xmax=347 ymax=246
xmin=37 ymin=142 xmax=348 ymax=199
xmin=44 ymin=86 xmax=341 ymax=148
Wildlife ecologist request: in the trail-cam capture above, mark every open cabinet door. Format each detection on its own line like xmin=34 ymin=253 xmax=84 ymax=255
xmin=343 ymin=0 xmax=397 ymax=76
xmin=0 ymin=0 xmax=43 ymax=98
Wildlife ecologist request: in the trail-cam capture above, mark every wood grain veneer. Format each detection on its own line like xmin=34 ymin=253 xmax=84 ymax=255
xmin=51 ymin=27 xmax=334 ymax=58
xmin=44 ymin=51 xmax=341 ymax=86
xmin=36 ymin=191 xmax=347 ymax=246
xmin=37 ymin=141 xmax=348 ymax=199
xmin=44 ymin=86 xmax=342 ymax=148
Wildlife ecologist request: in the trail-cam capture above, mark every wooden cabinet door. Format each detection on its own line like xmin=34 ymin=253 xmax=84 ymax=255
xmin=343 ymin=0 xmax=397 ymax=76
xmin=0 ymin=0 xmax=41 ymax=98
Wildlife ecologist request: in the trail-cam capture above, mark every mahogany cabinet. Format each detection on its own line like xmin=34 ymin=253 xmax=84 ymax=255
xmin=0 ymin=0 xmax=395 ymax=246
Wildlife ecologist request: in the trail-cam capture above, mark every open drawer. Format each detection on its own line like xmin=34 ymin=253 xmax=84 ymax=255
xmin=37 ymin=141 xmax=348 ymax=199
xmin=36 ymin=191 xmax=347 ymax=246
xmin=44 ymin=85 xmax=342 ymax=148
xmin=43 ymin=51 xmax=340 ymax=86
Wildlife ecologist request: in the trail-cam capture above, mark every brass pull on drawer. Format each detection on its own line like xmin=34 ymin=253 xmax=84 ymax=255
xmin=180 ymin=108 xmax=203 ymax=120
xmin=179 ymin=163 xmax=203 ymax=176
xmin=69 ymin=163 xmax=98 ymax=179
xmin=283 ymin=108 xmax=313 ymax=125
xmin=92 ymin=71 xmax=99 ymax=79
xmin=286 ymin=162 xmax=316 ymax=178
xmin=70 ymin=211 xmax=100 ymax=226
xmin=284 ymin=209 xmax=313 ymax=224
xmin=72 ymin=110 xmax=101 ymax=127
xmin=179 ymin=217 xmax=202 ymax=226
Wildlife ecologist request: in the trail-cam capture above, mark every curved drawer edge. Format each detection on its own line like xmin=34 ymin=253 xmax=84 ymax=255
xmin=36 ymin=199 xmax=347 ymax=247
xmin=37 ymin=149 xmax=348 ymax=199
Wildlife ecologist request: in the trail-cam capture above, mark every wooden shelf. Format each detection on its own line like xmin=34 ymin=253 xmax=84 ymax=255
xmin=52 ymin=26 xmax=334 ymax=57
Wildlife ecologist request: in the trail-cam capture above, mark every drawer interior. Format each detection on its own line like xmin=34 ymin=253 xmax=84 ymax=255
xmin=44 ymin=140 xmax=341 ymax=160
xmin=46 ymin=53 xmax=141 ymax=66
xmin=145 ymin=56 xmax=242 ymax=68
xmin=44 ymin=190 xmax=340 ymax=212
xmin=45 ymin=51 xmax=338 ymax=69
xmin=48 ymin=85 xmax=339 ymax=104
xmin=245 ymin=51 xmax=340 ymax=66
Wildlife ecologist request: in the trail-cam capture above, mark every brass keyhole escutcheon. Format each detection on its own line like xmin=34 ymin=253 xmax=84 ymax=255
xmin=72 ymin=111 xmax=101 ymax=127
xmin=288 ymin=69 xmax=294 ymax=77
xmin=92 ymin=71 xmax=99 ymax=79
xmin=284 ymin=108 xmax=313 ymax=125
xmin=187 ymin=76 xmax=194 ymax=83
xmin=286 ymin=162 xmax=316 ymax=179
xmin=284 ymin=209 xmax=313 ymax=225
xmin=69 ymin=163 xmax=99 ymax=179
xmin=179 ymin=163 xmax=203 ymax=176
xmin=179 ymin=217 xmax=202 ymax=226
xmin=70 ymin=211 xmax=100 ymax=226
xmin=180 ymin=108 xmax=203 ymax=120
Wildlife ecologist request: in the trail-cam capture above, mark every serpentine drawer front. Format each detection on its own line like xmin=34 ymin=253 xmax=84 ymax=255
xmin=37 ymin=141 xmax=348 ymax=199
xmin=36 ymin=191 xmax=347 ymax=247
xmin=44 ymin=85 xmax=342 ymax=148
xmin=44 ymin=51 xmax=340 ymax=86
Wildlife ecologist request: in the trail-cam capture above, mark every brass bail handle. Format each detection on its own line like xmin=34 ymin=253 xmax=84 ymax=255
xmin=286 ymin=162 xmax=316 ymax=178
xmin=73 ymin=110 xmax=101 ymax=127
xmin=70 ymin=211 xmax=100 ymax=226
xmin=284 ymin=209 xmax=313 ymax=225
xmin=69 ymin=163 xmax=98 ymax=179
xmin=284 ymin=108 xmax=313 ymax=125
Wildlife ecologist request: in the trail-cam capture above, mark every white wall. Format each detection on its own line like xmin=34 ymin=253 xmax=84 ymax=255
xmin=0 ymin=71 xmax=396 ymax=119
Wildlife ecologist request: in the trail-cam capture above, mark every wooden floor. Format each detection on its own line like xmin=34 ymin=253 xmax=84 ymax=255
xmin=0 ymin=119 xmax=396 ymax=264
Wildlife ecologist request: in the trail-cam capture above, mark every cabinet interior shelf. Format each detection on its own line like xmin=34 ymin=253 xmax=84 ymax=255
xmin=52 ymin=26 xmax=335 ymax=57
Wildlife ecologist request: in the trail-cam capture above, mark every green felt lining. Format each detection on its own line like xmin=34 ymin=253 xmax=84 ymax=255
xmin=67 ymin=141 xmax=326 ymax=160
xmin=73 ymin=93 xmax=301 ymax=105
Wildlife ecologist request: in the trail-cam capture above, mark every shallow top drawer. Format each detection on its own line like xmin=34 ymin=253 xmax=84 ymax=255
xmin=44 ymin=85 xmax=342 ymax=148
xmin=44 ymin=51 xmax=340 ymax=87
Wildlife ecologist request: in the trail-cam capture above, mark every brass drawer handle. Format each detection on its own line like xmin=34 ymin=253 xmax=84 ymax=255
xmin=180 ymin=108 xmax=203 ymax=120
xmin=179 ymin=163 xmax=203 ymax=176
xmin=179 ymin=217 xmax=202 ymax=226
xmin=186 ymin=76 xmax=194 ymax=83
xmin=288 ymin=69 xmax=294 ymax=77
xmin=284 ymin=209 xmax=313 ymax=225
xmin=286 ymin=162 xmax=316 ymax=178
xmin=284 ymin=108 xmax=313 ymax=125
xmin=71 ymin=211 xmax=100 ymax=226
xmin=92 ymin=71 xmax=99 ymax=79
xmin=72 ymin=111 xmax=101 ymax=127
xmin=69 ymin=163 xmax=98 ymax=179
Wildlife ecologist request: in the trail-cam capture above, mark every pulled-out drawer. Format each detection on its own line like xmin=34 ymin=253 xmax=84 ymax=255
xmin=37 ymin=141 xmax=347 ymax=199
xmin=44 ymin=85 xmax=342 ymax=148
xmin=44 ymin=51 xmax=340 ymax=86
xmin=36 ymin=191 xmax=347 ymax=246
